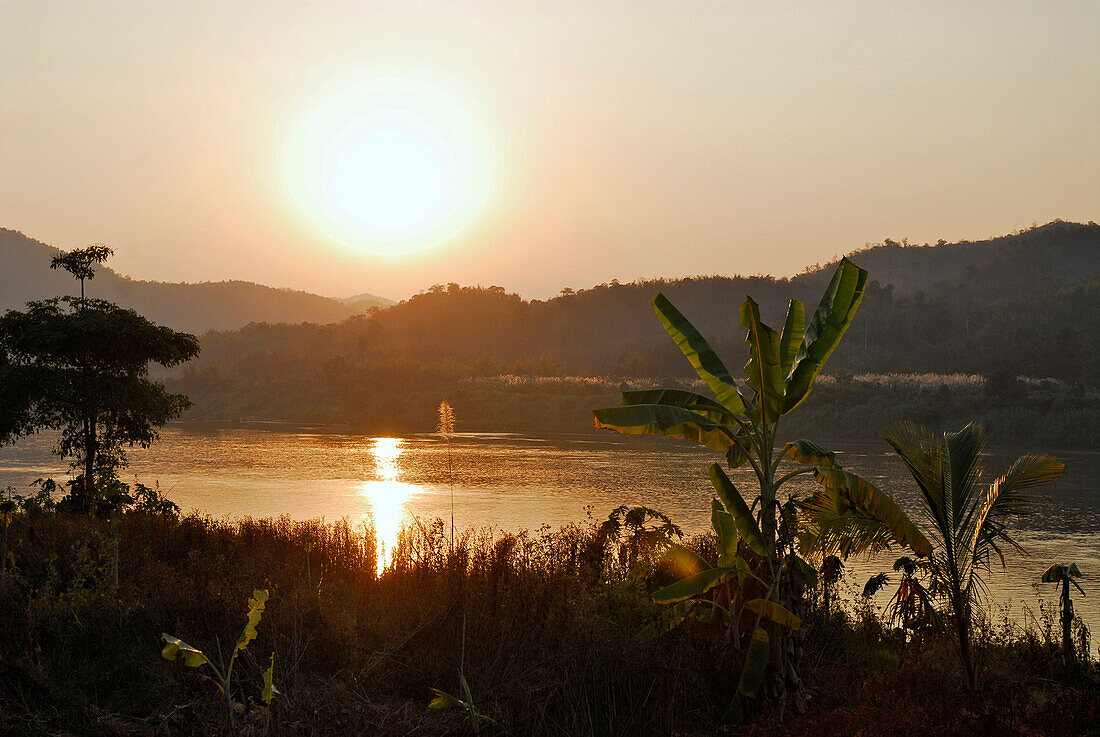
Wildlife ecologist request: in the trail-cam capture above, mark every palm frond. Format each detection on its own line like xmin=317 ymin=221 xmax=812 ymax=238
xmin=881 ymin=422 xmax=950 ymax=539
xmin=944 ymin=422 xmax=985 ymax=537
xmin=801 ymin=491 xmax=897 ymax=558
xmin=969 ymin=454 xmax=1064 ymax=573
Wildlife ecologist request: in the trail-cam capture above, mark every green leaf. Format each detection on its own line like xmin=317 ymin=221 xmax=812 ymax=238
xmin=161 ymin=634 xmax=209 ymax=668
xmin=783 ymin=258 xmax=868 ymax=414
xmin=739 ymin=297 xmax=785 ymax=424
xmin=745 ymin=598 xmax=802 ymax=630
xmin=652 ymin=293 xmax=748 ymax=414
xmin=593 ymin=404 xmax=737 ymax=453
xmin=652 ymin=566 xmax=728 ymax=604
xmin=779 ymin=299 xmax=805 ymax=379
xmin=620 ymin=389 xmax=739 ymax=425
xmin=709 ymin=464 xmax=767 ymax=557
xmin=236 ymin=589 xmax=269 ymax=653
xmin=711 ymin=498 xmax=738 ymax=566
xmin=736 ymin=628 xmax=771 ymax=699
xmin=811 ymin=468 xmax=932 ymax=556
xmin=262 ymin=653 xmax=279 ymax=705
xmin=782 ymin=439 xmax=841 ymax=469
xmin=428 ymin=688 xmax=464 ymax=710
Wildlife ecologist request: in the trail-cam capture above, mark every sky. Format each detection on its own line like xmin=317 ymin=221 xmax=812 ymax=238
xmin=2 ymin=1 xmax=1098 ymax=301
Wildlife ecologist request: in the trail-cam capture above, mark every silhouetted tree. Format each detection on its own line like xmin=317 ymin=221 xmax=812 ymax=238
xmin=50 ymin=244 xmax=114 ymax=303
xmin=0 ymin=297 xmax=199 ymax=513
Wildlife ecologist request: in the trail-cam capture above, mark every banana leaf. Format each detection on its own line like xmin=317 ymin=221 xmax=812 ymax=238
xmin=712 ymin=498 xmax=739 ymax=566
xmin=737 ymin=628 xmax=771 ymax=699
xmin=262 ymin=653 xmax=279 ymax=705
xmin=652 ymin=566 xmax=729 ymax=604
xmin=783 ymin=258 xmax=867 ymax=414
xmin=782 ymin=439 xmax=841 ymax=469
xmin=779 ymin=299 xmax=805 ymax=378
xmin=709 ymin=464 xmax=767 ymax=557
xmin=740 ymin=297 xmax=785 ymax=424
xmin=236 ymin=589 xmax=269 ymax=653
xmin=593 ymin=404 xmax=737 ymax=452
xmin=811 ymin=468 xmax=932 ymax=556
xmin=745 ymin=598 xmax=802 ymax=630
xmin=620 ymin=388 xmax=740 ymax=426
xmin=663 ymin=544 xmax=710 ymax=579
xmin=652 ymin=294 xmax=748 ymax=414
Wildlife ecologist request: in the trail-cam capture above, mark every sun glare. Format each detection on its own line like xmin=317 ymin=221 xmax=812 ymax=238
xmin=360 ymin=437 xmax=419 ymax=574
xmin=285 ymin=75 xmax=494 ymax=256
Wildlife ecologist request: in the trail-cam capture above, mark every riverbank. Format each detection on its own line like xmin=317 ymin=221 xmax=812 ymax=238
xmin=167 ymin=372 xmax=1100 ymax=449
xmin=0 ymin=511 xmax=1095 ymax=736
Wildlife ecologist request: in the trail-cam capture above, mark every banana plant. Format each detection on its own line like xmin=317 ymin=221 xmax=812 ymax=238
xmin=162 ymin=589 xmax=277 ymax=726
xmin=594 ymin=258 xmax=917 ymax=720
xmin=1040 ymin=562 xmax=1084 ymax=670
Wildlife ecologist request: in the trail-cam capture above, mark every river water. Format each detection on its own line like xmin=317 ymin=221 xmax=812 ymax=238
xmin=2 ymin=426 xmax=1097 ymax=636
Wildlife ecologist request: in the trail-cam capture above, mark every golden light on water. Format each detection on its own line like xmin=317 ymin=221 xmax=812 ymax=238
xmin=360 ymin=437 xmax=420 ymax=574
xmin=283 ymin=74 xmax=496 ymax=257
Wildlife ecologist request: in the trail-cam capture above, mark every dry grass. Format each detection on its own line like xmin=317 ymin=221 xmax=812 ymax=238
xmin=0 ymin=510 xmax=1095 ymax=736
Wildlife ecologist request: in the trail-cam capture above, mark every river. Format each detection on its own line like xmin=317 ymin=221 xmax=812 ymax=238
xmin=2 ymin=425 xmax=1097 ymax=636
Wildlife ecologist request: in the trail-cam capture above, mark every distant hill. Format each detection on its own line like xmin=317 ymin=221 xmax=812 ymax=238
xmin=0 ymin=229 xmax=391 ymax=333
xmin=175 ymin=218 xmax=1098 ymax=386
xmin=339 ymin=291 xmax=395 ymax=310
xmin=166 ymin=221 xmax=1100 ymax=445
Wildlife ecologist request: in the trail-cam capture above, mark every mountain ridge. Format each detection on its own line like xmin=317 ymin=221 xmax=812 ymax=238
xmin=0 ymin=228 xmax=392 ymax=333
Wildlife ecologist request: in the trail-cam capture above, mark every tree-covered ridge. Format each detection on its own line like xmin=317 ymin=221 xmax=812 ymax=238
xmin=184 ymin=221 xmax=1100 ymax=386
xmin=0 ymin=229 xmax=392 ymax=333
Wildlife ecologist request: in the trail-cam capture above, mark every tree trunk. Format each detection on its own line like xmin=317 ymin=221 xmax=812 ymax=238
xmin=83 ymin=413 xmax=97 ymax=514
xmin=1061 ymin=578 xmax=1075 ymax=672
xmin=956 ymin=612 xmax=977 ymax=691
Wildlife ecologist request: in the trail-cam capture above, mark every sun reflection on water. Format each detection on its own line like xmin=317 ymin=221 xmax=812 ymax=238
xmin=360 ymin=438 xmax=419 ymax=574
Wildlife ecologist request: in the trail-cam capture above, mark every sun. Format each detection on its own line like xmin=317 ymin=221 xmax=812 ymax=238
xmin=285 ymin=75 xmax=494 ymax=256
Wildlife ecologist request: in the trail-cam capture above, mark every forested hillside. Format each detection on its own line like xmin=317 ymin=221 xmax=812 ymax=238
xmin=0 ymin=229 xmax=391 ymax=333
xmin=170 ymin=221 xmax=1100 ymax=444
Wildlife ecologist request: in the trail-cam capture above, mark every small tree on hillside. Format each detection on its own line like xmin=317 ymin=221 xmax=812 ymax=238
xmin=50 ymin=244 xmax=114 ymax=304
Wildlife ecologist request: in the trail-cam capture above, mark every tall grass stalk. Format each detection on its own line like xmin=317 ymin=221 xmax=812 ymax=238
xmin=438 ymin=399 xmax=456 ymax=553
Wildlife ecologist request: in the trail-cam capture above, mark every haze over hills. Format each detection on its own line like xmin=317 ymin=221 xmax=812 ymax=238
xmin=0 ymin=228 xmax=392 ymax=334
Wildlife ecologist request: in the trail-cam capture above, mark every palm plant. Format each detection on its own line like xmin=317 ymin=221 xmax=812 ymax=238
xmin=800 ymin=421 xmax=1064 ymax=690
xmin=593 ymin=258 xmax=926 ymax=719
xmin=1040 ymin=562 xmax=1084 ymax=669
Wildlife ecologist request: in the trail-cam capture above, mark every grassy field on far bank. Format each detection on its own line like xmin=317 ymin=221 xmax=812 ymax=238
xmin=169 ymin=370 xmax=1100 ymax=449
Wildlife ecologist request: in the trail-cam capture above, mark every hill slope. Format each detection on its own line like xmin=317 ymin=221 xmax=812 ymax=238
xmin=169 ymin=221 xmax=1100 ymax=444
xmin=0 ymin=229 xmax=391 ymax=333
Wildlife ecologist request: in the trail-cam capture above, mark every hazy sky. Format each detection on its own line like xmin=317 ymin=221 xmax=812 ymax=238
xmin=2 ymin=1 xmax=1097 ymax=300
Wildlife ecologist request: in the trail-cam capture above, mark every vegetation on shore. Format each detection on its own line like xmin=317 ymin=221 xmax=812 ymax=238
xmin=168 ymin=369 xmax=1100 ymax=448
xmin=0 ymin=507 xmax=1095 ymax=736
